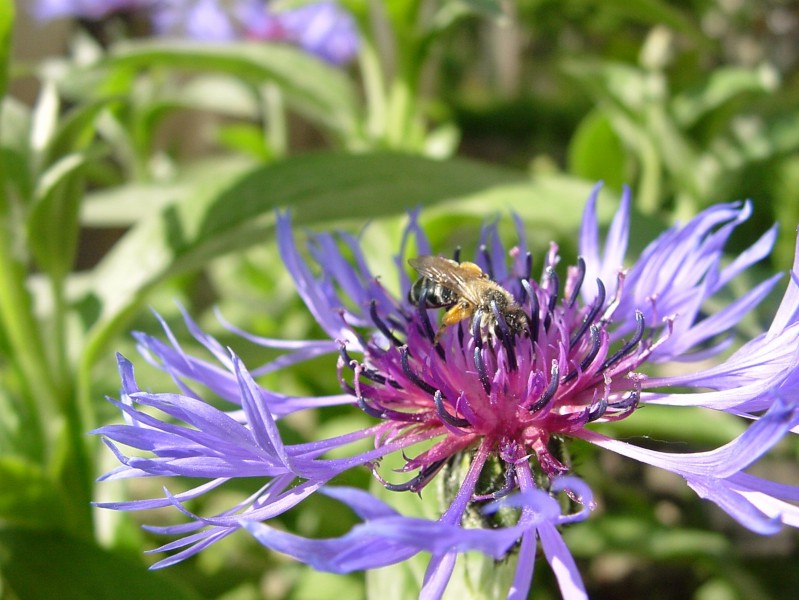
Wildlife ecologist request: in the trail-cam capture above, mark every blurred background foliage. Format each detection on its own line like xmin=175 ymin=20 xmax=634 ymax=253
xmin=2 ymin=0 xmax=798 ymax=598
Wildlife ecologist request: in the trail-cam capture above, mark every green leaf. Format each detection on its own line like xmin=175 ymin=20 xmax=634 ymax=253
xmin=0 ymin=528 xmax=200 ymax=600
xmin=78 ymin=153 xmax=610 ymax=373
xmin=102 ymin=41 xmax=360 ymax=140
xmin=1 ymin=96 xmax=32 ymax=155
xmin=0 ymin=0 xmax=13 ymax=100
xmin=45 ymin=98 xmax=117 ymax=166
xmin=565 ymin=516 xmax=730 ymax=559
xmin=600 ymin=0 xmax=706 ymax=44
xmin=30 ymin=81 xmax=60 ymax=167
xmin=672 ymin=66 xmax=778 ymax=128
xmin=568 ymin=110 xmax=627 ymax=189
xmin=28 ymin=153 xmax=86 ymax=279
xmin=595 ymin=404 xmax=746 ymax=448
xmin=79 ymin=152 xmax=524 ymax=362
xmin=0 ymin=457 xmax=69 ymax=531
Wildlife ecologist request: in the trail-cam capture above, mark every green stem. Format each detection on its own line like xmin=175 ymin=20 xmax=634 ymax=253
xmin=261 ymin=82 xmax=287 ymax=158
xmin=358 ymin=39 xmax=388 ymax=145
xmin=0 ymin=209 xmax=59 ymax=458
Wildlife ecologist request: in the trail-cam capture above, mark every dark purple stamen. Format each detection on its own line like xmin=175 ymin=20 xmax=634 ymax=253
xmin=600 ymin=310 xmax=645 ymax=371
xmin=471 ymin=313 xmax=484 ymax=349
xmin=568 ymin=257 xmax=586 ymax=307
xmin=415 ymin=288 xmax=437 ymax=344
xmin=434 ymin=390 xmax=470 ymax=428
xmin=611 ymin=389 xmax=640 ymax=411
xmin=473 ymin=466 xmax=517 ymax=501
xmin=474 ymin=347 xmax=491 ymax=394
xmin=400 ymin=346 xmax=437 ymax=395
xmin=490 ymin=300 xmax=518 ymax=371
xmin=479 ymin=244 xmax=494 ymax=280
xmin=563 ymin=325 xmax=601 ymax=384
xmin=356 ymin=396 xmax=426 ymax=422
xmin=524 ymin=252 xmax=533 ymax=281
xmin=529 ymin=362 xmax=559 ymax=412
xmin=356 ymin=395 xmax=388 ymax=419
xmin=544 ymin=267 xmax=559 ymax=331
xmin=546 ymin=267 xmax=560 ymax=312
xmin=521 ymin=280 xmax=539 ymax=343
xmin=384 ymin=458 xmax=448 ymax=493
xmin=339 ymin=345 xmax=391 ymax=385
xmin=587 ymin=395 xmax=608 ymax=422
xmin=370 ymin=300 xmax=403 ymax=346
xmin=569 ymin=279 xmax=606 ymax=350
xmin=453 ymin=246 xmax=461 ymax=262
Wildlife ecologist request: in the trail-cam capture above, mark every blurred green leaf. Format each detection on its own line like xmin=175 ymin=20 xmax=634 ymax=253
xmin=1 ymin=96 xmax=32 ymax=155
xmin=568 ymin=110 xmax=627 ymax=189
xmin=565 ymin=516 xmax=730 ymax=559
xmin=0 ymin=457 xmax=69 ymax=531
xmin=102 ymin=41 xmax=360 ymax=140
xmin=30 ymin=81 xmax=60 ymax=167
xmin=672 ymin=66 xmax=778 ymax=128
xmin=45 ymin=98 xmax=116 ymax=166
xmin=28 ymin=153 xmax=86 ymax=279
xmin=595 ymin=404 xmax=746 ymax=448
xmin=601 ymin=0 xmax=705 ymax=44
xmin=0 ymin=0 xmax=12 ymax=99
xmin=0 ymin=528 xmax=199 ymax=600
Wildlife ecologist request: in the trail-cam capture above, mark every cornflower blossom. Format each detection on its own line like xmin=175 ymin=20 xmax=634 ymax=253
xmin=32 ymin=0 xmax=360 ymax=65
xmin=31 ymin=0 xmax=149 ymax=20
xmin=96 ymin=186 xmax=799 ymax=599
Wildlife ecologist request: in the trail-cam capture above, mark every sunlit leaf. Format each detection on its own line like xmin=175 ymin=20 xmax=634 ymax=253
xmin=568 ymin=110 xmax=627 ymax=190
xmin=672 ymin=66 xmax=778 ymax=128
xmin=0 ymin=457 xmax=68 ymax=531
xmin=28 ymin=153 xmax=86 ymax=279
xmin=0 ymin=528 xmax=199 ymax=600
xmin=101 ymin=41 xmax=360 ymax=140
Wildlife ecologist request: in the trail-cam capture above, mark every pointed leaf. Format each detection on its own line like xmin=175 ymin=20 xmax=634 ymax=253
xmin=102 ymin=40 xmax=360 ymax=139
xmin=0 ymin=528 xmax=199 ymax=600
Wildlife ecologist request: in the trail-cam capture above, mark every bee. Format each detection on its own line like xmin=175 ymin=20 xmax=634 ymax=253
xmin=408 ymin=255 xmax=528 ymax=342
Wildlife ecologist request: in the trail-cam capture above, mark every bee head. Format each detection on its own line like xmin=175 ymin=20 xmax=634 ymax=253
xmin=504 ymin=308 xmax=530 ymax=337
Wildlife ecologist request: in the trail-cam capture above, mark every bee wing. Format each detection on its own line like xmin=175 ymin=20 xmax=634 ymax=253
xmin=408 ymin=256 xmax=486 ymax=304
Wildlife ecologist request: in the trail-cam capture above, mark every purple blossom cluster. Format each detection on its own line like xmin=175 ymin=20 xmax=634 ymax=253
xmin=96 ymin=187 xmax=799 ymax=598
xmin=31 ymin=0 xmax=359 ymax=65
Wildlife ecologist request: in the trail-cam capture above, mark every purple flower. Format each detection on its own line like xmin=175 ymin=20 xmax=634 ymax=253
xmin=152 ymin=0 xmax=359 ymax=64
xmin=96 ymin=185 xmax=799 ymax=598
xmin=31 ymin=0 xmax=149 ymax=21
xmin=32 ymin=0 xmax=360 ymax=65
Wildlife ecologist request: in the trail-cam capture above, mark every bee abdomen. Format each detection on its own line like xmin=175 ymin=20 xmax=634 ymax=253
xmin=408 ymin=278 xmax=457 ymax=308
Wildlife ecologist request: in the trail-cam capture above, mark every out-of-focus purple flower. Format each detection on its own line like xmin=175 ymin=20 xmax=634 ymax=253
xmin=32 ymin=0 xmax=360 ymax=65
xmin=152 ymin=0 xmax=359 ymax=64
xmin=265 ymin=1 xmax=360 ymax=66
xmin=31 ymin=0 xmax=149 ymax=21
xmin=96 ymin=186 xmax=799 ymax=598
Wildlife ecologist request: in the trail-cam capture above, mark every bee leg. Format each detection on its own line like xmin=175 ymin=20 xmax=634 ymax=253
xmin=437 ymin=302 xmax=473 ymax=343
